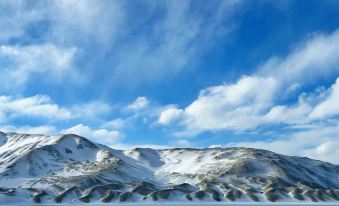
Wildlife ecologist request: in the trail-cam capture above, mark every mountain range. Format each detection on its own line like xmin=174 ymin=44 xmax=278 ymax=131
xmin=0 ymin=131 xmax=338 ymax=204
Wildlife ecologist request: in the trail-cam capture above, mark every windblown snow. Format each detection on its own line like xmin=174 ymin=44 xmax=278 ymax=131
xmin=0 ymin=132 xmax=338 ymax=204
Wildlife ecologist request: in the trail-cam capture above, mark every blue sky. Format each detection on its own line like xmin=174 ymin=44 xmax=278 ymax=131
xmin=1 ymin=0 xmax=339 ymax=163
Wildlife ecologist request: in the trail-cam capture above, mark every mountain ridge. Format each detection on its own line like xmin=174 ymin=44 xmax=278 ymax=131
xmin=0 ymin=131 xmax=338 ymax=204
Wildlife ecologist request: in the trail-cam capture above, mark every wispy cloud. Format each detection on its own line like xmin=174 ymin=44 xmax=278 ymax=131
xmin=0 ymin=1 xmax=45 ymax=42
xmin=0 ymin=1 xmax=245 ymax=91
xmin=101 ymin=118 xmax=125 ymax=130
xmin=109 ymin=0 xmax=245 ymax=87
xmin=0 ymin=44 xmax=77 ymax=92
xmin=71 ymin=101 xmax=112 ymax=120
xmin=259 ymin=30 xmax=339 ymax=86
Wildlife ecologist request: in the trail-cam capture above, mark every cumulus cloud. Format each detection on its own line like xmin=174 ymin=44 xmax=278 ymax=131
xmin=159 ymin=76 xmax=278 ymax=135
xmin=158 ymin=29 xmax=339 ymax=137
xmin=263 ymin=77 xmax=339 ymax=125
xmin=63 ymin=124 xmax=121 ymax=146
xmin=0 ymin=95 xmax=71 ymax=121
xmin=309 ymin=78 xmax=339 ymax=119
xmin=0 ymin=94 xmax=118 ymax=125
xmin=160 ymin=77 xmax=339 ymax=137
xmin=127 ymin=97 xmax=150 ymax=111
xmin=158 ymin=107 xmax=184 ymax=125
xmin=154 ymin=29 xmax=339 ymax=164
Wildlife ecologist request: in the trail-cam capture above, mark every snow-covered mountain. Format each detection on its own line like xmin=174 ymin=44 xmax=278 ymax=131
xmin=0 ymin=132 xmax=338 ymax=204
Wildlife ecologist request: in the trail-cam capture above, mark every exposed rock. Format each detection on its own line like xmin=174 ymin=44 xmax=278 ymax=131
xmin=192 ymin=190 xmax=206 ymax=200
xmin=131 ymin=182 xmax=155 ymax=196
xmin=30 ymin=189 xmax=47 ymax=203
xmin=54 ymin=186 xmax=76 ymax=203
xmin=304 ymin=189 xmax=318 ymax=202
xmin=118 ymin=192 xmax=132 ymax=202
xmin=225 ymin=189 xmax=242 ymax=201
xmin=290 ymin=187 xmax=304 ymax=200
xmin=264 ymin=188 xmax=281 ymax=202
xmin=101 ymin=190 xmax=117 ymax=202
xmin=244 ymin=189 xmax=259 ymax=202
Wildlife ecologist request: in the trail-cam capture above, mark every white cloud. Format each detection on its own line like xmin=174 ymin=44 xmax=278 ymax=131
xmin=127 ymin=97 xmax=150 ymax=111
xmin=259 ymin=30 xmax=339 ymax=86
xmin=0 ymin=1 xmax=124 ymax=44
xmin=101 ymin=118 xmax=125 ymax=130
xmin=264 ymin=98 xmax=312 ymax=125
xmin=1 ymin=1 xmax=246 ymax=88
xmin=315 ymin=141 xmax=339 ymax=156
xmin=227 ymin=123 xmax=339 ymax=164
xmin=159 ymin=76 xmax=339 ymax=137
xmin=0 ymin=95 xmax=71 ymax=121
xmin=0 ymin=1 xmax=126 ymax=91
xmin=0 ymin=125 xmax=57 ymax=135
xmin=0 ymin=44 xmax=77 ymax=91
xmin=0 ymin=95 xmax=117 ymax=123
xmin=158 ymin=107 xmax=184 ymax=125
xmin=109 ymin=1 xmax=246 ymax=86
xmin=157 ymin=30 xmax=339 ymax=137
xmin=71 ymin=101 xmax=112 ymax=120
xmin=174 ymin=139 xmax=191 ymax=147
xmin=309 ymin=78 xmax=339 ymax=119
xmin=0 ymin=1 xmax=45 ymax=41
xmin=0 ymin=112 xmax=5 ymax=123
xmin=159 ymin=76 xmax=278 ymax=135
xmin=50 ymin=0 xmax=124 ymax=45
xmin=63 ymin=124 xmax=121 ymax=145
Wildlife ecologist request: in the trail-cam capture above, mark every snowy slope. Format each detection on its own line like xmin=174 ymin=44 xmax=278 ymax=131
xmin=0 ymin=132 xmax=338 ymax=204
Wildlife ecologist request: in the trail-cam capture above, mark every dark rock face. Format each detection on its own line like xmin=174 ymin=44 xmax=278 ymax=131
xmin=100 ymin=190 xmax=116 ymax=202
xmin=118 ymin=192 xmax=132 ymax=202
xmin=54 ymin=186 xmax=77 ymax=203
xmin=131 ymin=182 xmax=155 ymax=196
xmin=225 ymin=189 xmax=242 ymax=201
xmin=192 ymin=191 xmax=206 ymax=200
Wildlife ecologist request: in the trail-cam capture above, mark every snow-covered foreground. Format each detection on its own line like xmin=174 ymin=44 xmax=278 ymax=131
xmin=0 ymin=132 xmax=338 ymax=204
